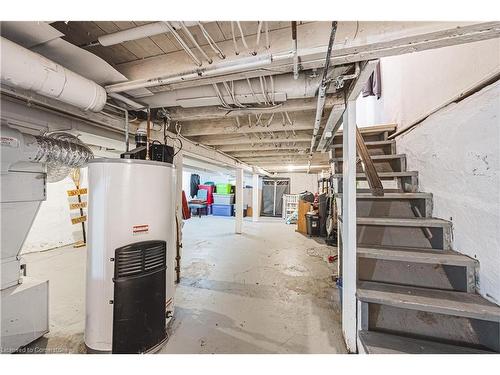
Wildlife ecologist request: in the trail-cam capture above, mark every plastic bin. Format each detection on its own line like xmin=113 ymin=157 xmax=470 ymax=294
xmin=199 ymin=184 xmax=215 ymax=204
xmin=216 ymin=183 xmax=232 ymax=194
xmin=213 ymin=193 xmax=235 ymax=205
xmin=212 ymin=204 xmax=234 ymax=216
xmin=305 ymin=213 xmax=320 ymax=237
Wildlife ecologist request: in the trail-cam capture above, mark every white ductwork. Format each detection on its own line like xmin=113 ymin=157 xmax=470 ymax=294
xmin=96 ymin=21 xmax=206 ymax=47
xmin=1 ymin=37 xmax=107 ymax=112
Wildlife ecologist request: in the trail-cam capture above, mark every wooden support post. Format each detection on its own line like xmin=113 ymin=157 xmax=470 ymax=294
xmin=356 ymin=126 xmax=384 ymax=196
xmin=252 ymin=173 xmax=260 ymax=222
xmin=235 ymin=168 xmax=244 ymax=234
xmin=342 ymin=99 xmax=358 ymax=353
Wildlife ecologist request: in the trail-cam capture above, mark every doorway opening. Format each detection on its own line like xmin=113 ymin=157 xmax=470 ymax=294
xmin=260 ymin=178 xmax=290 ymax=217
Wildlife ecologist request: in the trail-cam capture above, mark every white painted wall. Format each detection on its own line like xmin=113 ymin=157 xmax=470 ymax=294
xmin=274 ymin=172 xmax=319 ymax=194
xmin=356 ymin=38 xmax=500 ymax=129
xmin=397 ymin=81 xmax=500 ymax=304
xmin=21 ymin=168 xmax=88 ymax=254
xmin=21 ymin=149 xmax=117 ymax=254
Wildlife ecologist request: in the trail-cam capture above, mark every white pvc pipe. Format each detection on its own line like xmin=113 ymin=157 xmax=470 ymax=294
xmin=106 ymin=52 xmax=295 ymax=93
xmin=180 ymin=21 xmax=212 ymax=64
xmin=1 ymin=37 xmax=107 ymax=112
xmin=164 ymin=22 xmax=202 ymax=67
xmin=108 ymin=92 xmax=145 ymax=111
xmin=97 ymin=21 xmax=203 ymax=47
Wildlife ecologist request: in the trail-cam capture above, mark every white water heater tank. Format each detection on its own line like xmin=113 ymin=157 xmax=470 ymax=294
xmin=85 ymin=158 xmax=176 ymax=353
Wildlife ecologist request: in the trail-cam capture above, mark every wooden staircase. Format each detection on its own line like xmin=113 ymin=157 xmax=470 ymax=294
xmin=331 ymin=124 xmax=500 ymax=354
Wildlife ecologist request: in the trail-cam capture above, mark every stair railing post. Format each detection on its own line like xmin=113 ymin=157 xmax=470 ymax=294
xmin=342 ymin=99 xmax=358 ymax=352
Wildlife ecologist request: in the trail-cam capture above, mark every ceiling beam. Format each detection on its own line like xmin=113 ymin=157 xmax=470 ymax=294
xmin=259 ymin=164 xmax=329 ymax=173
xmin=1 ymin=85 xmax=125 ymax=134
xmin=169 ymin=95 xmax=343 ymax=121
xmin=241 ymin=153 xmax=328 ymax=162
xmin=229 ymin=150 xmax=310 ymax=158
xmin=240 ymin=158 xmax=328 ymax=165
xmin=217 ymin=141 xmax=311 ymax=153
xmin=316 ymin=103 xmax=346 ymax=152
xmin=179 ymin=110 xmax=317 ymax=137
xmin=191 ymin=132 xmax=312 ymax=146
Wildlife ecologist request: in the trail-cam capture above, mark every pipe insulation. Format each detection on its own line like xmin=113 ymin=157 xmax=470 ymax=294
xmin=0 ymin=37 xmax=107 ymax=112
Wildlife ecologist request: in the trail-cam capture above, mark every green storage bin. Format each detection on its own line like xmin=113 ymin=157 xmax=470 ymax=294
xmin=216 ymin=183 xmax=232 ymax=194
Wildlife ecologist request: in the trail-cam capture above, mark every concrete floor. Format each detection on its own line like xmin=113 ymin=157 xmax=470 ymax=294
xmin=22 ymin=216 xmax=346 ymax=354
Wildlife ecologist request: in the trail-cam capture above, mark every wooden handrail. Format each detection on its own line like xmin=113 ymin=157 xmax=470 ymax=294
xmin=356 ymin=125 xmax=384 ymax=196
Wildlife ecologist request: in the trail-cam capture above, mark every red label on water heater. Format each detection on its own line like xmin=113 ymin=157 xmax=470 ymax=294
xmin=133 ymin=224 xmax=149 ymax=234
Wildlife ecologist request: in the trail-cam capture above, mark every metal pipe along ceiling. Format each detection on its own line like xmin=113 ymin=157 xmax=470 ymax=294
xmin=1 ymin=37 xmax=107 ymax=112
xmin=309 ymin=21 xmax=338 ymax=154
xmin=105 ymin=52 xmax=295 ymax=93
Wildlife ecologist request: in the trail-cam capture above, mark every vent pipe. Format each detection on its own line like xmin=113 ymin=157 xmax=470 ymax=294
xmin=1 ymin=125 xmax=94 ymax=182
xmin=1 ymin=37 xmax=107 ymax=112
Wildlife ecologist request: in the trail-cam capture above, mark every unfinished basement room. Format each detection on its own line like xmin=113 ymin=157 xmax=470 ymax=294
xmin=1 ymin=2 xmax=500 ymax=373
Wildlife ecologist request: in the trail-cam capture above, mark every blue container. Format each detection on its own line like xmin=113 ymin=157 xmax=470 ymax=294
xmin=336 ymin=277 xmax=343 ymax=308
xmin=212 ymin=204 xmax=234 ymax=217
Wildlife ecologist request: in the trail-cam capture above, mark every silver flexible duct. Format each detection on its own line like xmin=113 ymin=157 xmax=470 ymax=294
xmin=33 ymin=132 xmax=94 ymax=182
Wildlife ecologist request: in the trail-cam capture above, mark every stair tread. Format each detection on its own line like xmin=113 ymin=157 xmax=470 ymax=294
xmin=331 ymin=154 xmax=405 ymax=162
xmin=357 ymin=281 xmax=500 ymax=322
xmin=357 ymin=217 xmax=451 ymax=227
xmin=358 ymin=331 xmax=494 ymax=354
xmin=333 ymin=171 xmax=417 ymax=178
xmin=334 ymin=123 xmax=397 ymax=137
xmin=332 ymin=140 xmax=395 ymax=148
xmin=358 ymin=246 xmax=477 ymax=266
xmin=335 ymin=192 xmax=432 ymax=199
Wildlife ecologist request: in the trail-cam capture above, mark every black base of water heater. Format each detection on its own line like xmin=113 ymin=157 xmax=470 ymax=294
xmin=112 ymin=240 xmax=168 ymax=354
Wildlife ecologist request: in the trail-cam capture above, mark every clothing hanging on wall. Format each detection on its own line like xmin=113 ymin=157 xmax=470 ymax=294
xmin=190 ymin=174 xmax=200 ymax=198
xmin=362 ymin=61 xmax=382 ymax=99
